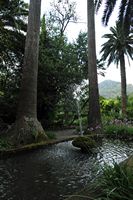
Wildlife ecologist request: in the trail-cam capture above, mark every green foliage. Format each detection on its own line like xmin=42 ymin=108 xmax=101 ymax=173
xmin=100 ymin=97 xmax=120 ymax=116
xmin=0 ymin=4 xmax=83 ymax=127
xmin=100 ymin=94 xmax=133 ymax=121
xmin=0 ymin=0 xmax=28 ymax=123
xmin=0 ymin=0 xmax=28 ymax=67
xmin=126 ymin=108 xmax=133 ymax=119
xmin=74 ymin=32 xmax=105 ymax=80
xmin=0 ymin=138 xmax=11 ymax=150
xmin=127 ymin=95 xmax=133 ymax=119
xmin=100 ymin=22 xmax=133 ymax=67
xmin=38 ymin=15 xmax=86 ymax=128
xmin=74 ymin=117 xmax=87 ymax=127
xmin=0 ymin=1 xmax=105 ymax=128
xmin=97 ymin=162 xmax=133 ymax=199
xmin=100 ymin=23 xmax=133 ymax=115
xmin=104 ymin=124 xmax=133 ymax=136
xmin=72 ymin=80 xmax=133 ymax=129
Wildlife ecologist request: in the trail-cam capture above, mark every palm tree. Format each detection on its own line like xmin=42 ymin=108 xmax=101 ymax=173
xmin=0 ymin=0 xmax=28 ymax=68
xmin=100 ymin=22 xmax=133 ymax=115
xmin=95 ymin=0 xmax=133 ymax=32
xmin=7 ymin=0 xmax=47 ymax=145
xmin=87 ymin=0 xmax=101 ymax=130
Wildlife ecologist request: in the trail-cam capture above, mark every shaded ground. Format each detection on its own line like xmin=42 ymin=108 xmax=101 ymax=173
xmin=54 ymin=129 xmax=78 ymax=139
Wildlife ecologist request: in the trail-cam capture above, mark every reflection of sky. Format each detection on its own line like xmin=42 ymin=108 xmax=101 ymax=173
xmin=24 ymin=0 xmax=133 ymax=84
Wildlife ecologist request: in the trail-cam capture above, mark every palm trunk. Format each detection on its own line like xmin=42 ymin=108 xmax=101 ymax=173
xmin=120 ymin=52 xmax=127 ymax=115
xmin=7 ymin=0 xmax=47 ymax=145
xmin=87 ymin=0 xmax=101 ymax=130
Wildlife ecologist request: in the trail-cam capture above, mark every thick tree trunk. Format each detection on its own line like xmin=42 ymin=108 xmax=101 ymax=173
xmin=17 ymin=0 xmax=40 ymax=118
xmin=7 ymin=0 xmax=47 ymax=145
xmin=87 ymin=0 xmax=101 ymax=130
xmin=120 ymin=53 xmax=127 ymax=115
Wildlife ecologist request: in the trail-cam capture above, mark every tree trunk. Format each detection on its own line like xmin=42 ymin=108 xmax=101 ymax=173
xmin=120 ymin=53 xmax=127 ymax=115
xmin=87 ymin=0 xmax=101 ymax=130
xmin=7 ymin=0 xmax=47 ymax=145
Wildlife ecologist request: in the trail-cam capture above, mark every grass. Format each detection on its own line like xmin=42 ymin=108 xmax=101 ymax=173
xmin=65 ymin=162 xmax=133 ymax=200
xmin=104 ymin=124 xmax=133 ymax=137
xmin=96 ymin=162 xmax=133 ymax=200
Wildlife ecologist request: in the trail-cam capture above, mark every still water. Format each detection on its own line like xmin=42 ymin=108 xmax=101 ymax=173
xmin=0 ymin=139 xmax=133 ymax=200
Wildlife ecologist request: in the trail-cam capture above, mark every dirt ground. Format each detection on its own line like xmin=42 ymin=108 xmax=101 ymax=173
xmin=54 ymin=129 xmax=78 ymax=139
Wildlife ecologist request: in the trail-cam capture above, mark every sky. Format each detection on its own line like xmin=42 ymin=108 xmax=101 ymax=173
xmin=25 ymin=0 xmax=133 ymax=84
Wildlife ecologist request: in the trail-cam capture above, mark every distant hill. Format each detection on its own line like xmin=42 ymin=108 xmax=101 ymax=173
xmin=99 ymin=80 xmax=133 ymax=98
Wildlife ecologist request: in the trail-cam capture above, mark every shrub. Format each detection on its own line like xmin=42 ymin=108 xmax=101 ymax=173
xmin=100 ymin=98 xmax=120 ymax=117
xmin=97 ymin=162 xmax=133 ymax=200
xmin=104 ymin=124 xmax=133 ymax=137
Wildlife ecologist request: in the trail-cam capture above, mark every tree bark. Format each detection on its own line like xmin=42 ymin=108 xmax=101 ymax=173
xmin=7 ymin=0 xmax=47 ymax=145
xmin=120 ymin=52 xmax=127 ymax=115
xmin=87 ymin=0 xmax=101 ymax=130
xmin=18 ymin=0 xmax=40 ymax=118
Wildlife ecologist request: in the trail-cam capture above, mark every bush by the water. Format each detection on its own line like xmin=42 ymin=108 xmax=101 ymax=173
xmin=104 ymin=124 xmax=133 ymax=138
xmin=72 ymin=136 xmax=96 ymax=152
xmin=97 ymin=162 xmax=133 ymax=199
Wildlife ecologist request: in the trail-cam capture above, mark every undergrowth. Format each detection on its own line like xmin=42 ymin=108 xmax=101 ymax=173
xmin=97 ymin=162 xmax=133 ymax=200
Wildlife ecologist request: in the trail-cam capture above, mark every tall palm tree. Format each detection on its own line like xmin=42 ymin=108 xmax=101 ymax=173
xmin=95 ymin=0 xmax=133 ymax=32
xmin=100 ymin=22 xmax=133 ymax=115
xmin=8 ymin=0 xmax=47 ymax=145
xmin=87 ymin=0 xmax=101 ymax=130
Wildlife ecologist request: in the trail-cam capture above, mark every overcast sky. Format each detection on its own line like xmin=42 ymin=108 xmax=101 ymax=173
xmin=24 ymin=0 xmax=133 ymax=84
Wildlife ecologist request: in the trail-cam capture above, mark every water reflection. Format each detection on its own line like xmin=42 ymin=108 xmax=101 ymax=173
xmin=0 ymin=139 xmax=133 ymax=200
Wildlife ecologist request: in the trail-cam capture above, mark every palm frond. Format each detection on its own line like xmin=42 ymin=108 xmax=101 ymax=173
xmin=118 ymin=0 xmax=127 ymax=24
xmin=96 ymin=0 xmax=132 ymax=31
xmin=102 ymin=0 xmax=117 ymax=25
xmin=100 ymin=22 xmax=133 ymax=68
xmin=94 ymin=0 xmax=103 ymax=13
xmin=123 ymin=0 xmax=133 ymax=33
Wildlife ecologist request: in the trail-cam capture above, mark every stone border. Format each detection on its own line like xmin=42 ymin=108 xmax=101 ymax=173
xmin=0 ymin=135 xmax=78 ymax=159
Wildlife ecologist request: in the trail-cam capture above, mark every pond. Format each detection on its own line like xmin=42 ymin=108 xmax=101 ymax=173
xmin=0 ymin=139 xmax=133 ymax=200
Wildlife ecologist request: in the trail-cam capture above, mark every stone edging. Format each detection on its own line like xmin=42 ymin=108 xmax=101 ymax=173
xmin=0 ymin=135 xmax=78 ymax=159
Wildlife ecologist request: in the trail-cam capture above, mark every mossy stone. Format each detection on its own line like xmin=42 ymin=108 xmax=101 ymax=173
xmin=72 ymin=136 xmax=96 ymax=153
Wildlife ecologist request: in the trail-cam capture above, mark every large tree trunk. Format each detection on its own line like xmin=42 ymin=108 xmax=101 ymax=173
xmin=87 ymin=0 xmax=101 ymax=130
xmin=120 ymin=52 xmax=127 ymax=115
xmin=7 ymin=0 xmax=47 ymax=145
